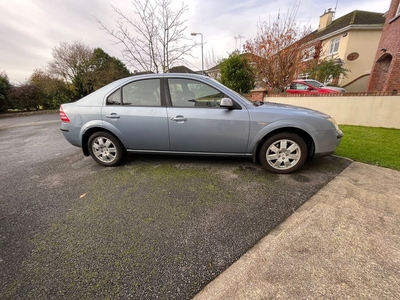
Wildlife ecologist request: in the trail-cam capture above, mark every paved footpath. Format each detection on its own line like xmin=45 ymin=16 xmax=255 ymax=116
xmin=194 ymin=161 xmax=400 ymax=299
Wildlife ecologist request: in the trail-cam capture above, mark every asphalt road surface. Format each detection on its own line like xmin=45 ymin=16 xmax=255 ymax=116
xmin=0 ymin=113 xmax=351 ymax=299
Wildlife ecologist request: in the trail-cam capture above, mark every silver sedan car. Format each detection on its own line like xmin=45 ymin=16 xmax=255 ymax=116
xmin=60 ymin=73 xmax=343 ymax=174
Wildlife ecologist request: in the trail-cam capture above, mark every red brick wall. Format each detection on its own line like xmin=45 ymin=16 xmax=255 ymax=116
xmin=249 ymin=89 xmax=268 ymax=101
xmin=368 ymin=0 xmax=400 ymax=92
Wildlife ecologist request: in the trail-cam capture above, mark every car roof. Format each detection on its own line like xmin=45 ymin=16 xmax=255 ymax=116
xmin=123 ymin=73 xmax=209 ymax=80
xmin=293 ymin=79 xmax=320 ymax=82
xmin=292 ymin=80 xmax=309 ymax=83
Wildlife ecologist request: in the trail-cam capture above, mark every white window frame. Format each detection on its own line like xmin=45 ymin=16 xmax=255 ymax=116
xmin=397 ymin=3 xmax=400 ymax=16
xmin=328 ymin=38 xmax=340 ymax=55
xmin=298 ymin=73 xmax=310 ymax=79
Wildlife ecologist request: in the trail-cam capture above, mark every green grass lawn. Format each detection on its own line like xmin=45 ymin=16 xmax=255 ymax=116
xmin=334 ymin=125 xmax=400 ymax=171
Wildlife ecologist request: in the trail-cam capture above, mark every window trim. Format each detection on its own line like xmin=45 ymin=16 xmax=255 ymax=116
xmin=328 ymin=37 xmax=340 ymax=55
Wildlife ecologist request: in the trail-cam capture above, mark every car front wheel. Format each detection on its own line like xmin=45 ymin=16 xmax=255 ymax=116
xmin=259 ymin=133 xmax=307 ymax=174
xmin=88 ymin=131 xmax=126 ymax=166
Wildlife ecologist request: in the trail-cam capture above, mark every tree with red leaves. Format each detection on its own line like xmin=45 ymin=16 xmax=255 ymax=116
xmin=244 ymin=2 xmax=314 ymax=92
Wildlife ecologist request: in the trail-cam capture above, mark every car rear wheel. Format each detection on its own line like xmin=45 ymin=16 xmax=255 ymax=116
xmin=88 ymin=132 xmax=126 ymax=166
xmin=259 ymin=133 xmax=307 ymax=174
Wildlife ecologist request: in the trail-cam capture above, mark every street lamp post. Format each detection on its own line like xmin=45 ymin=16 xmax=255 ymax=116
xmin=191 ymin=32 xmax=204 ymax=75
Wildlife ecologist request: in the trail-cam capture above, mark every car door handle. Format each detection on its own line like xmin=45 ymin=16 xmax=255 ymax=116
xmin=171 ymin=115 xmax=187 ymax=122
xmin=106 ymin=113 xmax=120 ymax=119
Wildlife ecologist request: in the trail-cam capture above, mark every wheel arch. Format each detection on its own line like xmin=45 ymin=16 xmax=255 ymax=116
xmin=253 ymin=127 xmax=315 ymax=163
xmin=81 ymin=127 xmax=125 ymax=157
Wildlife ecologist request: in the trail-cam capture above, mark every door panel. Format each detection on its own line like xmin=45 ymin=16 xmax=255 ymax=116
xmin=102 ymin=78 xmax=169 ymax=151
xmin=167 ymin=107 xmax=249 ymax=153
xmin=166 ymin=78 xmax=250 ymax=153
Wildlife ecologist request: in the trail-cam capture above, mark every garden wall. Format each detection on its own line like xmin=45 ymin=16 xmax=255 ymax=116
xmin=264 ymin=93 xmax=400 ymax=129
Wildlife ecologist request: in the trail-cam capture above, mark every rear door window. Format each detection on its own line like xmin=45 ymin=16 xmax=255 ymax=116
xmin=122 ymin=79 xmax=161 ymax=106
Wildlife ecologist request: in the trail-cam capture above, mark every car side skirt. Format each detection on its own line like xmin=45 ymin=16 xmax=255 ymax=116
xmin=126 ymin=149 xmax=252 ymax=158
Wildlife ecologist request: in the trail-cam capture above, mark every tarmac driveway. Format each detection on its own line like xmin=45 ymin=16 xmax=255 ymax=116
xmin=0 ymin=114 xmax=351 ymax=299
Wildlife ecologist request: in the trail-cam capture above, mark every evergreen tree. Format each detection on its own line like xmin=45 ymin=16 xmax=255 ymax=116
xmin=219 ymin=53 xmax=255 ymax=94
xmin=0 ymin=72 xmax=11 ymax=112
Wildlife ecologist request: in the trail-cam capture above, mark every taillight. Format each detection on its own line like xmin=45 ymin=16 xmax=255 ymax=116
xmin=59 ymin=105 xmax=70 ymax=123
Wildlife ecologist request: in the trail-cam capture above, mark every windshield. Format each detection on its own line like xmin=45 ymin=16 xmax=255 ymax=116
xmin=231 ymin=89 xmax=254 ymax=105
xmin=206 ymin=77 xmax=254 ymax=105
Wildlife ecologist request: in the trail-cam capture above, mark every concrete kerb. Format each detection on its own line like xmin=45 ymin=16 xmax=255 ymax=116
xmin=194 ymin=161 xmax=400 ymax=299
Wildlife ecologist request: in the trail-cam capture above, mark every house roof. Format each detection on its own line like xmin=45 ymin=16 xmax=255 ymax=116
xmin=167 ymin=65 xmax=197 ymax=73
xmin=207 ymin=52 xmax=258 ymax=72
xmin=315 ymin=10 xmax=386 ymax=38
xmin=207 ymin=64 xmax=220 ymax=71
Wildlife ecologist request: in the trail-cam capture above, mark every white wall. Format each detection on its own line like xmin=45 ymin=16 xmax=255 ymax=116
xmin=265 ymin=95 xmax=400 ymax=129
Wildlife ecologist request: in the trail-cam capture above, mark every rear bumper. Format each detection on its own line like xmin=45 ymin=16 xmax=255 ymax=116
xmin=60 ymin=124 xmax=82 ymax=148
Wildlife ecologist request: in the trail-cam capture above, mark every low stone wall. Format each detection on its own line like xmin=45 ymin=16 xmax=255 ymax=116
xmin=264 ymin=94 xmax=400 ymax=129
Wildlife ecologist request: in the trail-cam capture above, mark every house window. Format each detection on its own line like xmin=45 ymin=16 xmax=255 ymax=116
xmin=302 ymin=47 xmax=315 ymax=61
xmin=397 ymin=3 xmax=400 ymax=16
xmin=328 ymin=38 xmax=340 ymax=55
xmin=298 ymin=73 xmax=310 ymax=79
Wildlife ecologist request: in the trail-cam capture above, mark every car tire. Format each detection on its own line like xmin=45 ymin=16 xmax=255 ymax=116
xmin=259 ymin=133 xmax=307 ymax=174
xmin=88 ymin=131 xmax=126 ymax=167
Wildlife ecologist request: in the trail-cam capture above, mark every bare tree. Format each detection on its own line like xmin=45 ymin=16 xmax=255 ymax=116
xmin=243 ymin=1 xmax=313 ymax=92
xmin=96 ymin=0 xmax=194 ymax=73
xmin=48 ymin=41 xmax=93 ymax=98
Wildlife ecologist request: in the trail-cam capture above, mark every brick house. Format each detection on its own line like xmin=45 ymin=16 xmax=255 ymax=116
xmin=367 ymin=0 xmax=400 ymax=92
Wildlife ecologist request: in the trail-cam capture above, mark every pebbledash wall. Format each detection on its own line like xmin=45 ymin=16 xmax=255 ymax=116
xmin=259 ymin=93 xmax=400 ymax=129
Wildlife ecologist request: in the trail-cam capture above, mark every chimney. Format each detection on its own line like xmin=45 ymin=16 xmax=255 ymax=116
xmin=318 ymin=8 xmax=334 ymax=31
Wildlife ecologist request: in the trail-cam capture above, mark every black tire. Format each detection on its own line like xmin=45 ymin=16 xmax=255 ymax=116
xmin=88 ymin=131 xmax=126 ymax=166
xmin=259 ymin=132 xmax=307 ymax=174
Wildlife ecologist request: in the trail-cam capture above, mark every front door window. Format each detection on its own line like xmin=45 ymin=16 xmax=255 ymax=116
xmin=168 ymin=78 xmax=224 ymax=108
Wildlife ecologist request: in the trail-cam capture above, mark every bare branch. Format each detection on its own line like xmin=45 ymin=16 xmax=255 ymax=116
xmin=244 ymin=1 xmax=313 ymax=91
xmin=47 ymin=41 xmax=94 ymax=98
xmin=95 ymin=0 xmax=195 ymax=73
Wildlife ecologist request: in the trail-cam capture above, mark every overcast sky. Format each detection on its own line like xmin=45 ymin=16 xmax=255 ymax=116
xmin=0 ymin=0 xmax=391 ymax=84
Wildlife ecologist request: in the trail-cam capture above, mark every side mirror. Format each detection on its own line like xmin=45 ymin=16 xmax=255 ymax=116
xmin=220 ymin=98 xmax=234 ymax=108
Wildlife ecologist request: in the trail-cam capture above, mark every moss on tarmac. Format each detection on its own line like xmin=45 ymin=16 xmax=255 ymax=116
xmin=1 ymin=155 xmax=350 ymax=299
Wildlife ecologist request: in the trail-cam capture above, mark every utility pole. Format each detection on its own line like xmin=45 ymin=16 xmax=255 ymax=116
xmin=191 ymin=32 xmax=204 ymax=74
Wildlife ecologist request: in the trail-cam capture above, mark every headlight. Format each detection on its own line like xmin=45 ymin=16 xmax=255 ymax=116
xmin=328 ymin=117 xmax=343 ymax=138
xmin=327 ymin=117 xmax=339 ymax=130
